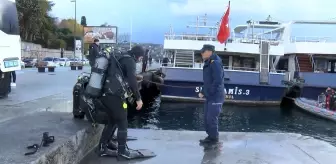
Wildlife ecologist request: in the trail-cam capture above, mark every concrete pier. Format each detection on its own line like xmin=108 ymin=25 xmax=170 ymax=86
xmin=81 ymin=130 xmax=336 ymax=164
xmin=1 ymin=65 xmax=335 ymax=164
xmin=0 ymin=111 xmax=103 ymax=164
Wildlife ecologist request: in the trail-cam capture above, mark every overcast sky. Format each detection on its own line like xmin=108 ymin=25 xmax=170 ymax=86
xmin=51 ymin=0 xmax=336 ymax=43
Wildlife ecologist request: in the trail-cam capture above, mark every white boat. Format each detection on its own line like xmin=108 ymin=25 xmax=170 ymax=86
xmin=295 ymin=95 xmax=336 ymax=122
xmin=160 ymin=14 xmax=336 ymax=104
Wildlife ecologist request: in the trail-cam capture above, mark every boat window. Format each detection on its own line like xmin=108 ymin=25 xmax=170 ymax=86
xmin=232 ymin=56 xmax=241 ymax=68
xmin=315 ymin=59 xmax=327 ymax=72
xmin=242 ymin=57 xmax=254 ymax=68
xmin=0 ymin=0 xmax=20 ymax=35
xmin=221 ymin=56 xmax=229 ymax=67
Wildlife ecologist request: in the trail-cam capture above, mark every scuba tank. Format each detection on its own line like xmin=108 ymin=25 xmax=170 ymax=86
xmin=103 ymin=51 xmax=133 ymax=100
xmin=85 ymin=47 xmax=112 ymax=97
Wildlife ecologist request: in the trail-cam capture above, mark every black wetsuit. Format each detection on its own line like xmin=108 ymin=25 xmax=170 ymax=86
xmin=100 ymin=55 xmax=141 ymax=155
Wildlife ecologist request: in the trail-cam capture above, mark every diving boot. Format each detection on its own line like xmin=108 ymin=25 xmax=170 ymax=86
xmin=107 ymin=140 xmax=118 ymax=150
xmin=98 ymin=143 xmax=117 ymax=157
xmin=117 ymin=145 xmax=143 ymax=161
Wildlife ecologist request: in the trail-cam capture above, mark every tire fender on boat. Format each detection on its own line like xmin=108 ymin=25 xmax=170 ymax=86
xmin=280 ymin=85 xmax=302 ymax=110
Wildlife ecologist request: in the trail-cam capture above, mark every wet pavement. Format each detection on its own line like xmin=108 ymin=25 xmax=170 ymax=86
xmin=0 ymin=63 xmax=160 ymax=123
xmin=1 ymin=67 xmax=90 ymax=106
xmin=0 ymin=111 xmax=92 ymax=164
xmin=0 ymin=67 xmax=89 ymax=123
xmin=80 ymin=129 xmax=336 ymax=164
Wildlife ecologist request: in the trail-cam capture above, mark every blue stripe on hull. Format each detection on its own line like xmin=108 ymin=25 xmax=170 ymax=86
xmin=161 ymin=80 xmax=286 ymax=102
xmin=301 ymin=86 xmax=329 ymax=100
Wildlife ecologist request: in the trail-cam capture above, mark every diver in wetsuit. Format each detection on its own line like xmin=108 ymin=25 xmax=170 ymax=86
xmin=99 ymin=45 xmax=144 ymax=160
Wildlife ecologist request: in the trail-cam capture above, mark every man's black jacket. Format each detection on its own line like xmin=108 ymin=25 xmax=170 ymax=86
xmin=88 ymin=43 xmax=100 ymax=66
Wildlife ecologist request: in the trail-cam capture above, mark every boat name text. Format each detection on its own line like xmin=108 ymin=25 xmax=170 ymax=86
xmin=195 ymin=87 xmax=250 ymax=95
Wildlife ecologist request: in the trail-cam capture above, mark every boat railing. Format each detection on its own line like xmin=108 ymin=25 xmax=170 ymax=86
xmin=309 ymin=54 xmax=316 ymax=71
xmin=161 ymin=63 xmax=174 ymax=67
xmin=164 ymin=34 xmax=281 ymax=45
xmin=295 ymin=55 xmax=300 ymax=72
xmin=162 ymin=64 xmax=286 ymax=73
xmin=290 ymin=36 xmax=332 ymax=43
xmin=224 ymin=66 xmax=258 ymax=72
xmin=223 ymin=66 xmax=286 ymax=73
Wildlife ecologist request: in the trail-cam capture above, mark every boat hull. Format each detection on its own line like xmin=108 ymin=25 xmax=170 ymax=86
xmin=160 ymin=80 xmax=285 ymax=105
xmin=294 ymin=98 xmax=336 ymax=122
xmin=158 ymin=67 xmax=334 ymax=105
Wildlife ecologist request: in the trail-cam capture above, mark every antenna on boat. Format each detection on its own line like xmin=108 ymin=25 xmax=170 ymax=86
xmin=129 ymin=16 xmax=132 ymax=50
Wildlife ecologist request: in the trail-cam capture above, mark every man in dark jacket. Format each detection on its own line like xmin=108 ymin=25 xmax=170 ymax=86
xmin=142 ymin=49 xmax=149 ymax=72
xmin=198 ymin=44 xmax=224 ymax=146
xmin=87 ymin=39 xmax=100 ymax=66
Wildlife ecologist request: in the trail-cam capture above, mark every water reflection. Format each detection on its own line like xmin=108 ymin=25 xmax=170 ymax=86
xmin=129 ymin=102 xmax=336 ymax=146
xmin=201 ymin=149 xmax=221 ymax=164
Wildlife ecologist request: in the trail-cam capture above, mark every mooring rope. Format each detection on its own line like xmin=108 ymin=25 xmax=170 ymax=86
xmin=141 ymin=79 xmax=199 ymax=89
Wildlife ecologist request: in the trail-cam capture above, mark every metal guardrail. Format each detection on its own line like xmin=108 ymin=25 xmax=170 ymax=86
xmin=164 ymin=34 xmax=282 ymax=45
xmin=164 ymin=34 xmax=334 ymax=44
xmin=290 ymin=36 xmax=332 ymax=43
xmin=162 ymin=63 xmax=286 ymax=73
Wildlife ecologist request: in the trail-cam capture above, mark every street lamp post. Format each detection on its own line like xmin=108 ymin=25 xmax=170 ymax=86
xmin=71 ymin=0 xmax=77 ymax=58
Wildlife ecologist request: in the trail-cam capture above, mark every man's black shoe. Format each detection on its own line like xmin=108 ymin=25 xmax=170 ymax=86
xmin=199 ymin=136 xmax=211 ymax=144
xmin=199 ymin=137 xmax=219 ymax=145
xmin=98 ymin=143 xmax=117 ymax=157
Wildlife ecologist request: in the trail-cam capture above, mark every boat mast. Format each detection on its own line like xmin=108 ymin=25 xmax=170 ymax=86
xmin=187 ymin=14 xmax=218 ymax=40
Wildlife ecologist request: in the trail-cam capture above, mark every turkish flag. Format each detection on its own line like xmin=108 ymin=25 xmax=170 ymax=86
xmin=217 ymin=1 xmax=230 ymax=44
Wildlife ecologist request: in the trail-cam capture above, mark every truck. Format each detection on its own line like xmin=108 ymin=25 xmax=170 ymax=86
xmin=0 ymin=0 xmax=22 ymax=98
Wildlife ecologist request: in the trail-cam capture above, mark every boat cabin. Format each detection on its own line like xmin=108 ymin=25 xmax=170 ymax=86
xmin=163 ymin=14 xmax=336 ymax=88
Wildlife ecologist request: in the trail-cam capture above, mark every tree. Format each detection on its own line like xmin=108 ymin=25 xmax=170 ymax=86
xmin=16 ymin=0 xmax=54 ymax=42
xmin=80 ymin=16 xmax=87 ymax=26
xmin=58 ymin=19 xmax=83 ymax=36
xmin=16 ymin=1 xmax=95 ymax=51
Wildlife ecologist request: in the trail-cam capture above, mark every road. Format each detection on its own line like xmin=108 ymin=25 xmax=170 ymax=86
xmin=0 ymin=66 xmax=89 ymax=122
xmin=0 ymin=62 xmax=161 ymax=123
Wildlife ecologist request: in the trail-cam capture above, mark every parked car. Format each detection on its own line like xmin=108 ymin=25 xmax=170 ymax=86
xmin=66 ymin=58 xmax=81 ymax=66
xmin=21 ymin=61 xmax=25 ymax=68
xmin=23 ymin=58 xmax=37 ymax=67
xmin=53 ymin=58 xmax=60 ymax=66
xmin=59 ymin=58 xmax=68 ymax=66
xmin=81 ymin=59 xmax=89 ymax=65
xmin=42 ymin=57 xmax=57 ymax=67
